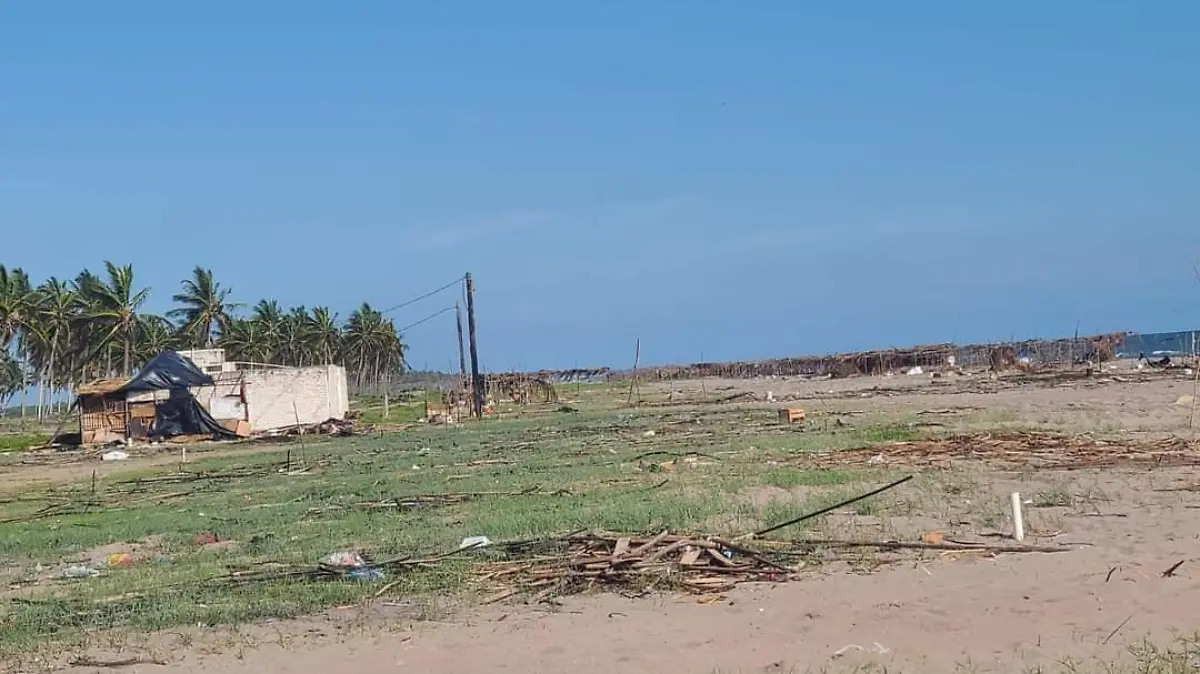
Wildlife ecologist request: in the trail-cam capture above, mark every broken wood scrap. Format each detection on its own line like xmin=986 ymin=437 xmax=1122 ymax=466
xmin=778 ymin=538 xmax=1072 ymax=554
xmin=630 ymin=450 xmax=722 ymax=463
xmin=792 ymin=432 xmax=1200 ymax=471
xmin=475 ymin=530 xmax=796 ymax=604
xmin=305 ymin=486 xmax=572 ymax=515
xmin=69 ymin=656 xmax=167 ymax=668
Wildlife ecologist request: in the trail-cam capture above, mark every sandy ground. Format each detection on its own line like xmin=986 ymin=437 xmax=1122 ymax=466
xmin=65 ymin=466 xmax=1200 ymax=674
xmin=16 ymin=371 xmax=1200 ymax=673
xmin=655 ymin=367 xmax=1200 ymax=435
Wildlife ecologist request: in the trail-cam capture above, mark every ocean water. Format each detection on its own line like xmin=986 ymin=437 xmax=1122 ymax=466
xmin=1116 ymin=330 xmax=1200 ymax=358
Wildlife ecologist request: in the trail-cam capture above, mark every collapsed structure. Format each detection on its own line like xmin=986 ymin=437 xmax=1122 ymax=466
xmin=76 ymin=349 xmax=349 ymax=444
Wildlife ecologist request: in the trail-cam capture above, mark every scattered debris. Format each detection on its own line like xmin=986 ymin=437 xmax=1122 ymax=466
xmin=101 ymin=449 xmax=129 ymax=461
xmin=269 ymin=418 xmax=363 ymax=438
xmin=195 ymin=532 xmax=220 ymax=546
xmin=106 ymin=552 xmax=134 ymax=568
xmin=319 ymin=551 xmax=385 ymax=582
xmin=305 ymin=486 xmax=571 ymax=515
xmin=476 ymin=531 xmax=793 ymax=600
xmin=1162 ymin=560 xmax=1185 ymax=578
xmin=460 ymin=536 xmax=493 ymax=550
xmin=834 ymin=643 xmax=890 ymax=658
xmin=795 ymin=432 xmax=1200 ymax=471
xmin=777 ymin=408 xmax=805 ymax=424
xmin=63 ymin=565 xmax=101 ymax=579
xmin=68 ymin=656 xmax=167 ymax=668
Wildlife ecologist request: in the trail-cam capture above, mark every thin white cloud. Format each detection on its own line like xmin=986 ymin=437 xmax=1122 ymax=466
xmin=408 ymin=211 xmax=550 ymax=251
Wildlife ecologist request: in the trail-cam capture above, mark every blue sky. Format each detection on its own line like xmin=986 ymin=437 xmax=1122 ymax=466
xmin=2 ymin=2 xmax=1198 ymax=371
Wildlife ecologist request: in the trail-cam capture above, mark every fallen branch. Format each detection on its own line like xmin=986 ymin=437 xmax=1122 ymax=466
xmin=69 ymin=656 xmax=166 ymax=668
xmin=744 ymin=475 xmax=914 ymax=539
xmin=779 ymin=538 xmax=1071 ymax=554
xmin=630 ymin=450 xmax=722 ymax=463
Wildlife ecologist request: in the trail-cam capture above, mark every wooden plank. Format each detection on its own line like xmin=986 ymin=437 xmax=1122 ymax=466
xmin=613 ymin=537 xmax=631 ymax=558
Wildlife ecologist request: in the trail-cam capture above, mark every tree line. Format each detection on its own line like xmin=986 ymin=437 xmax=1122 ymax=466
xmin=0 ymin=263 xmax=407 ymax=416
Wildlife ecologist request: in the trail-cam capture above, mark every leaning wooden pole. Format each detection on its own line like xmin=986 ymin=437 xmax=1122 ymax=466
xmin=626 ymin=337 xmax=641 ymax=405
xmin=455 ymin=302 xmax=468 ymax=388
xmin=465 ymin=273 xmax=484 ymax=418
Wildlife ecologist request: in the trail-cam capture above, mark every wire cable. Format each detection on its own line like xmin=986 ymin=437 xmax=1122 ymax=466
xmin=381 ymin=274 xmax=465 ymax=314
xmin=396 ymin=306 xmax=456 ymax=333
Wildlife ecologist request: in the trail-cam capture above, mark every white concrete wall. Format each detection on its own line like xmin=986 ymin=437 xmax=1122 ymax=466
xmin=242 ymin=365 xmax=349 ymax=431
xmin=176 ymin=349 xmax=227 ymax=374
xmin=124 ymin=364 xmax=349 ymax=433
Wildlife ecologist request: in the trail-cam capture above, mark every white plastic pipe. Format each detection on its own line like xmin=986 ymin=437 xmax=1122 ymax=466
xmin=1011 ymin=492 xmax=1025 ymax=541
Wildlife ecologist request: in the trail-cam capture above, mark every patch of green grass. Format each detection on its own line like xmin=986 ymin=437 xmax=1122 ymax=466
xmin=1033 ymin=487 xmax=1075 ymax=508
xmin=350 ymin=393 xmax=430 ymax=425
xmin=0 ymin=404 xmax=935 ymax=657
xmin=762 ymin=468 xmax=859 ymax=489
xmin=0 ymin=433 xmax=49 ymax=452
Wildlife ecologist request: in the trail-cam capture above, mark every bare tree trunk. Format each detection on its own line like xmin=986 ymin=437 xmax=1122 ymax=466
xmin=123 ymin=329 xmax=132 ymax=376
xmin=48 ymin=344 xmax=57 ymax=418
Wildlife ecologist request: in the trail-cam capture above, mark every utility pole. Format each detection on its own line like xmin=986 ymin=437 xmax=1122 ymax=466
xmin=455 ymin=302 xmax=468 ymax=387
xmin=465 ymin=273 xmax=484 ymax=418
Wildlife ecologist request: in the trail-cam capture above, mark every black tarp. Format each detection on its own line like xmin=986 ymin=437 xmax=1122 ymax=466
xmin=150 ymin=389 xmax=238 ymax=440
xmin=117 ymin=351 xmax=238 ymax=440
xmin=116 ymin=350 xmax=215 ymax=394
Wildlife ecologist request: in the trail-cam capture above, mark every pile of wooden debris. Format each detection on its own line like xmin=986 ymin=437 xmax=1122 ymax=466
xmin=476 ymin=531 xmax=793 ymax=603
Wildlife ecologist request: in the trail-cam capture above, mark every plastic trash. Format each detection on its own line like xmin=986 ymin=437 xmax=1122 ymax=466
xmin=906 ymin=366 xmax=923 ymax=376
xmin=320 ymin=550 xmax=369 ymax=569
xmin=348 ymin=567 xmax=385 ymax=582
xmin=101 ymin=449 xmax=129 ymax=461
xmin=63 ymin=565 xmax=100 ymax=578
xmin=459 ymin=536 xmax=492 ymax=550
xmin=320 ymin=550 xmax=383 ymax=581
xmin=106 ymin=552 xmax=134 ymax=568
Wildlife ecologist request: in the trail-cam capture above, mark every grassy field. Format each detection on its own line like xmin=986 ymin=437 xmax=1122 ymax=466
xmin=0 ymin=399 xmax=932 ymax=658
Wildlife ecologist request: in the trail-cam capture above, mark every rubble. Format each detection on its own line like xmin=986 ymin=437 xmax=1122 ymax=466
xmin=476 ymin=531 xmax=795 ymax=601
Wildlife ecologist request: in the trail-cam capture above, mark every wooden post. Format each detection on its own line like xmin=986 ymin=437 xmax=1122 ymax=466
xmin=456 ymin=302 xmax=468 ymax=391
xmin=626 ymin=338 xmax=641 ymax=405
xmin=465 ymin=273 xmax=484 ymax=418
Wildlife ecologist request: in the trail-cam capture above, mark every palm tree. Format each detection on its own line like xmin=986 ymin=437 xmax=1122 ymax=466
xmin=308 ymin=307 xmax=342 ymax=365
xmin=220 ymin=318 xmax=271 ymax=364
xmin=27 ymin=278 xmax=77 ymax=417
xmin=77 ymin=262 xmax=151 ymax=376
xmin=169 ymin=267 xmax=240 ymax=348
xmin=0 ymin=266 xmax=34 ymax=416
xmin=133 ymin=314 xmax=177 ymax=367
xmin=0 ymin=351 xmax=22 ymax=416
xmin=278 ymin=306 xmax=310 ymax=366
xmin=0 ymin=265 xmax=34 ymax=351
xmin=343 ymin=303 xmax=407 ymax=392
xmin=249 ymin=299 xmax=284 ymax=363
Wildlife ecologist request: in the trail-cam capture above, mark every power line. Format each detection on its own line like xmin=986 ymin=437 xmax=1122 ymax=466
xmin=397 ymin=306 xmax=456 ymax=333
xmin=380 ymin=276 xmax=465 ymax=315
